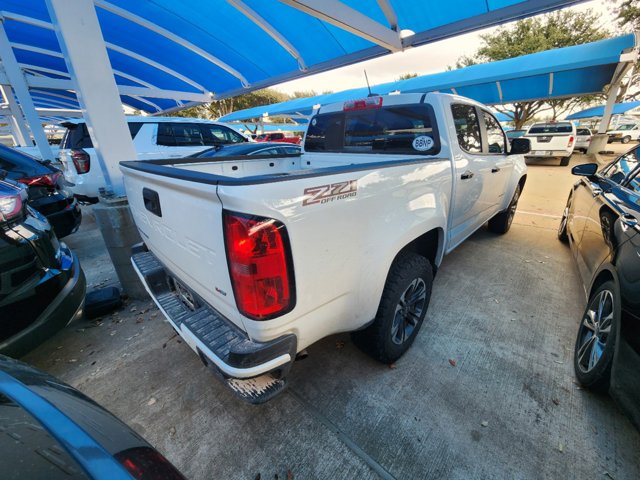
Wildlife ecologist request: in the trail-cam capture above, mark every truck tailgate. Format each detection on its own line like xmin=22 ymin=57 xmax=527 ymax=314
xmin=122 ymin=166 xmax=244 ymax=331
xmin=527 ymin=134 xmax=572 ymax=151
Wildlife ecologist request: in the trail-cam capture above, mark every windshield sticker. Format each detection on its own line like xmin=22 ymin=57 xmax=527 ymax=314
xmin=412 ymin=135 xmax=434 ymax=151
xmin=303 ymin=180 xmax=358 ymax=206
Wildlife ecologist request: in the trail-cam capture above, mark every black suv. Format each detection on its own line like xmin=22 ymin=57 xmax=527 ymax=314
xmin=0 ymin=179 xmax=85 ymax=357
xmin=558 ymin=147 xmax=640 ymax=429
xmin=0 ymin=144 xmax=81 ymax=238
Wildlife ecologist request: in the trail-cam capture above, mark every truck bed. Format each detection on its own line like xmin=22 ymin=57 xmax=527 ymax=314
xmin=120 ymin=151 xmax=438 ymax=185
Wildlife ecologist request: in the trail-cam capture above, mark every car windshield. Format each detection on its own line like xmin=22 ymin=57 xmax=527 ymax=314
xmin=528 ymin=123 xmax=573 ymax=134
xmin=577 ymin=129 xmax=591 ymax=135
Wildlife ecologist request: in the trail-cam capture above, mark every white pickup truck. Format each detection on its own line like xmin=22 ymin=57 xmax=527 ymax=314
xmin=120 ymin=93 xmax=530 ymax=403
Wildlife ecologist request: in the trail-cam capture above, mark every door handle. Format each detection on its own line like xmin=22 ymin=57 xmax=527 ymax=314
xmin=491 ymin=167 xmax=501 ymax=173
xmin=461 ymin=170 xmax=474 ymax=180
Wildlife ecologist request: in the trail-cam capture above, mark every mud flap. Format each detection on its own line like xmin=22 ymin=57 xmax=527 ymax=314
xmin=225 ymin=374 xmax=288 ymax=404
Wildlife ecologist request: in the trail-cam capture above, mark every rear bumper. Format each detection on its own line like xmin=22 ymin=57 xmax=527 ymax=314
xmin=525 ymin=150 xmax=572 ymax=157
xmin=45 ymin=200 xmax=82 ymax=239
xmin=131 ymin=248 xmax=297 ymax=381
xmin=0 ymin=247 xmax=86 ymax=358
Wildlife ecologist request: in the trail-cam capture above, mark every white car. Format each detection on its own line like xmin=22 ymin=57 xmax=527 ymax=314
xmin=524 ymin=121 xmax=576 ymax=166
xmin=575 ymin=127 xmax=593 ymax=153
xmin=58 ymin=116 xmax=250 ymax=203
xmin=607 ymin=124 xmax=640 ymax=144
xmin=120 ymin=93 xmax=529 ymax=403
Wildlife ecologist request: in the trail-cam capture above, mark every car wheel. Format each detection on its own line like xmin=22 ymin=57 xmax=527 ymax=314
xmin=560 ymin=156 xmax=571 ymax=166
xmin=352 ymin=253 xmax=433 ymax=364
xmin=488 ymin=184 xmax=521 ymax=234
xmin=622 ymin=135 xmax=631 ymax=144
xmin=558 ymin=203 xmax=569 ymax=243
xmin=573 ymin=280 xmax=619 ymax=391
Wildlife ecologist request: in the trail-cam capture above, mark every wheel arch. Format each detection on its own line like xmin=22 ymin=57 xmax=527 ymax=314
xmin=589 ymin=264 xmax=620 ymax=301
xmin=394 ymin=228 xmax=444 ymax=274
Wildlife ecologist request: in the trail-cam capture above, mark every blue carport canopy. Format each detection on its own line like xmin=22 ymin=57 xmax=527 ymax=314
xmin=220 ymin=34 xmax=636 ymax=122
xmin=1 ymin=0 xmax=588 ymax=114
xmin=565 ymin=101 xmax=640 ymax=120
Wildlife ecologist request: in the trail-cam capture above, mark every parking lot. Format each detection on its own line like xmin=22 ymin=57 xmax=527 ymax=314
xmin=23 ymin=147 xmax=640 ymax=480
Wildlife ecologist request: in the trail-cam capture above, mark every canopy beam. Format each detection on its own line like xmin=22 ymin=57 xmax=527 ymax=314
xmin=95 ymin=0 xmax=250 ymax=87
xmin=278 ymin=0 xmax=402 ymax=52
xmin=0 ymin=22 xmax=54 ymax=159
xmin=45 ymin=0 xmax=137 ymax=195
xmin=376 ymin=0 xmax=399 ymax=30
xmin=0 ymin=85 xmax=31 ymax=146
xmin=2 ymin=10 xmax=209 ymax=94
xmin=227 ymin=0 xmax=307 ymax=71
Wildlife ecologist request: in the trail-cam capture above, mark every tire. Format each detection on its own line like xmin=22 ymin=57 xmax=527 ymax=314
xmin=488 ymin=184 xmax=521 ymax=234
xmin=560 ymin=155 xmax=571 ymax=166
xmin=352 ymin=253 xmax=433 ymax=364
xmin=573 ymin=280 xmax=619 ymax=392
xmin=558 ymin=197 xmax=570 ymax=243
xmin=622 ymin=135 xmax=631 ymax=144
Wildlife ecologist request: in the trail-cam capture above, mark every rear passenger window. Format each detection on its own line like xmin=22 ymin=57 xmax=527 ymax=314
xmin=157 ymin=123 xmax=205 ymax=146
xmin=481 ymin=111 xmax=506 ymax=154
xmin=200 ymin=125 xmax=246 ymax=145
xmin=305 ymin=104 xmax=440 ymax=155
xmin=452 ymin=104 xmax=482 ymax=153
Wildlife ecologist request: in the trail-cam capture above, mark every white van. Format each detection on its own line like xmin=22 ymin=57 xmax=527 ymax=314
xmin=59 ymin=117 xmax=249 ymax=202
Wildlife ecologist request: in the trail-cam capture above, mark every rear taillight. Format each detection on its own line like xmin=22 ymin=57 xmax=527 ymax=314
xmin=115 ymin=447 xmax=185 ymax=480
xmin=223 ymin=211 xmax=295 ymax=320
xmin=0 ymin=192 xmax=23 ymax=222
xmin=71 ymin=149 xmax=90 ymax=173
xmin=18 ymin=172 xmax=61 ymax=187
xmin=343 ymin=96 xmax=383 ymax=111
xmin=567 ymin=136 xmax=575 ymax=146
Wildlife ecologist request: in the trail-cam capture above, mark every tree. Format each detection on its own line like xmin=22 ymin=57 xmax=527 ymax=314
xmin=610 ymin=0 xmax=640 ymax=101
xmin=454 ymin=10 xmax=610 ymax=128
xmin=396 ymin=72 xmax=418 ymax=81
xmin=612 ymin=0 xmax=640 ymax=30
xmin=169 ymin=88 xmax=291 ymax=120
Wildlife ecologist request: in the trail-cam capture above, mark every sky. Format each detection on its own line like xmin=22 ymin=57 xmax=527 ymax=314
xmin=271 ymin=0 xmax=616 ymax=97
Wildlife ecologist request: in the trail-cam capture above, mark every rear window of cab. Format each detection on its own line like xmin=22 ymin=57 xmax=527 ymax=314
xmin=528 ymin=123 xmax=573 ymax=134
xmin=305 ymin=103 xmax=440 ymax=155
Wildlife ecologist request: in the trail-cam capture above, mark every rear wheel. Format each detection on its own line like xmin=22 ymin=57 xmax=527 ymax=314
xmin=560 ymin=155 xmax=571 ymax=166
xmin=488 ymin=184 xmax=521 ymax=234
xmin=573 ymin=281 xmax=619 ymax=391
xmin=622 ymin=135 xmax=631 ymax=144
xmin=352 ymin=253 xmax=433 ymax=364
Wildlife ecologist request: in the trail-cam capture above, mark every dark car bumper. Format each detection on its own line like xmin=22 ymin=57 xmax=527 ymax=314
xmin=45 ymin=199 xmax=82 ymax=238
xmin=0 ymin=247 xmax=86 ymax=358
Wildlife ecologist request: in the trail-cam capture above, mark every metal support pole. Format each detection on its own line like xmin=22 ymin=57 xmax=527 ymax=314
xmin=0 ymin=85 xmax=30 ymax=146
xmin=588 ymin=62 xmax=635 ymax=161
xmin=0 ymin=21 xmax=54 ymax=159
xmin=45 ymin=0 xmax=137 ymax=196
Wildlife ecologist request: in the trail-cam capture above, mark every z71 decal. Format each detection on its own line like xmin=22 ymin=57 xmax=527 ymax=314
xmin=302 ymin=180 xmax=358 ymax=206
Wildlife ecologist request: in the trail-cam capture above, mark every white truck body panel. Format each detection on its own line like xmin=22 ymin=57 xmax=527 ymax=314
xmin=120 ymin=92 xmax=527 ymax=393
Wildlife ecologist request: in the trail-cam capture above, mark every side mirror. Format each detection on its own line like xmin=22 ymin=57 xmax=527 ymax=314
xmin=571 ymin=163 xmax=598 ymax=177
xmin=510 ymin=137 xmax=530 ymax=154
